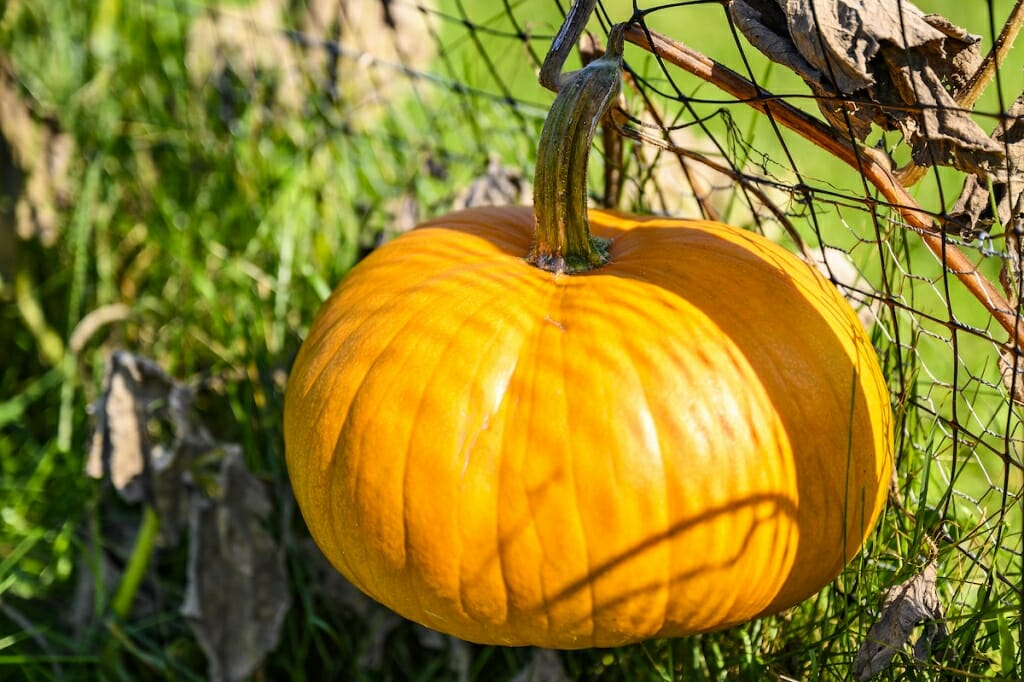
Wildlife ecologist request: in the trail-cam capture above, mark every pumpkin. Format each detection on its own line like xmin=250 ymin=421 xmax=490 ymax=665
xmin=283 ymin=24 xmax=893 ymax=649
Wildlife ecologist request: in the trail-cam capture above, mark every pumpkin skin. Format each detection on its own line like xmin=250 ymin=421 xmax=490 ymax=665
xmin=284 ymin=205 xmax=893 ymax=649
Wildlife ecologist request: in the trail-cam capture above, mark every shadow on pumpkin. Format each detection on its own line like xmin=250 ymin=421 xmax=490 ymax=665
xmin=544 ymin=489 xmax=799 ymax=642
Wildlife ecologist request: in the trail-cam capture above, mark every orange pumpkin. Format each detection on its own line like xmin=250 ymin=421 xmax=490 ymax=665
xmin=283 ymin=24 xmax=892 ymax=649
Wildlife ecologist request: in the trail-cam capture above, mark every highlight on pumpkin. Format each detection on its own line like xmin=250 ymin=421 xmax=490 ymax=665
xmin=283 ymin=19 xmax=893 ymax=649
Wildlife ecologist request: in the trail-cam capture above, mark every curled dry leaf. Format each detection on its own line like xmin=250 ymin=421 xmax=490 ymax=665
xmin=86 ymin=351 xmax=213 ymax=545
xmin=852 ymin=561 xmax=947 ymax=681
xmin=948 ymin=95 xmax=1024 ymax=238
xmin=730 ymin=0 xmax=1003 ymax=177
xmin=87 ymin=351 xmax=179 ymax=503
xmin=181 ymin=449 xmax=290 ymax=682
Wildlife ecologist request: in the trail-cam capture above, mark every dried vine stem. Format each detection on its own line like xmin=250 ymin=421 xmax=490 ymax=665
xmin=962 ymin=0 xmax=1024 ymax=107
xmin=623 ymin=24 xmax=1024 ymax=351
xmin=581 ymin=33 xmax=728 ymax=221
xmin=578 ymin=33 xmax=626 ymax=210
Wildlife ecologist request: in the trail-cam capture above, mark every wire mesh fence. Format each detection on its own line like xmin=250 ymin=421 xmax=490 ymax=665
xmin=291 ymin=0 xmax=1021 ymax=676
xmin=3 ymin=0 xmax=1022 ymax=679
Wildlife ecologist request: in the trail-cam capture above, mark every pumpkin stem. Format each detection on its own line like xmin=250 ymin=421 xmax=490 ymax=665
xmin=529 ymin=23 xmax=625 ymax=274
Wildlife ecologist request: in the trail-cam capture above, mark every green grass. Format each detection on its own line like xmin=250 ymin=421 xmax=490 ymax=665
xmin=1 ymin=0 xmax=1022 ymax=679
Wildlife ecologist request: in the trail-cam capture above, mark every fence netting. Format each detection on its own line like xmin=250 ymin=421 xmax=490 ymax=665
xmin=176 ymin=0 xmax=1022 ymax=677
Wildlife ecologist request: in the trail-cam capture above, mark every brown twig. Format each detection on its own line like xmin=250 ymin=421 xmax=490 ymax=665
xmin=960 ymin=0 xmax=1024 ymax=115
xmin=579 ymin=33 xmax=625 ymax=209
xmin=539 ymin=0 xmax=597 ymax=92
xmin=622 ymin=24 xmax=1024 ymax=351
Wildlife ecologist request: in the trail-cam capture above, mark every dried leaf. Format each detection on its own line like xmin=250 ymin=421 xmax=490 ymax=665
xmin=87 ymin=352 xmax=177 ymax=502
xmin=948 ymin=96 xmax=1024 ymax=238
xmin=85 ymin=352 xmax=288 ymax=678
xmin=0 ymin=58 xmax=74 ymax=249
xmin=181 ymin=449 xmax=290 ymax=682
xmin=853 ymin=562 xmax=947 ymax=680
xmin=731 ymin=0 xmax=1001 ymax=177
xmin=87 ymin=351 xmax=215 ymax=545
xmin=1000 ymin=347 xmax=1024 ymax=405
xmin=805 ymin=247 xmax=881 ymax=329
xmin=452 ymin=155 xmax=532 ymax=210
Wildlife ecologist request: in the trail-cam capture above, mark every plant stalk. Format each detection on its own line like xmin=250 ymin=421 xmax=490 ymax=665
xmin=529 ymin=24 xmax=626 ymax=274
xmin=110 ymin=504 xmax=160 ymax=620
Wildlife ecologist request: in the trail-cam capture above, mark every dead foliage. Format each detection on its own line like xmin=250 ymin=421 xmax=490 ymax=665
xmin=86 ymin=352 xmax=289 ymax=681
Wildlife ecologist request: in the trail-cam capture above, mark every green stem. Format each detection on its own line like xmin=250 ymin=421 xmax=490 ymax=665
xmin=529 ymin=24 xmax=626 ymax=274
xmin=110 ymin=505 xmax=160 ymax=620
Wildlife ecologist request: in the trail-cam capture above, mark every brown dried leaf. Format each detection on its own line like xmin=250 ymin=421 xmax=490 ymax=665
xmin=806 ymin=247 xmax=881 ymax=329
xmin=1000 ymin=347 xmax=1024 ymax=405
xmin=853 ymin=562 xmax=947 ymax=681
xmin=452 ymin=155 xmax=532 ymax=210
xmin=181 ymin=449 xmax=290 ymax=682
xmin=730 ymin=0 xmax=1001 ymax=176
xmin=949 ymin=96 xmax=1024 ymax=238
xmin=0 ymin=58 xmax=74 ymax=249
xmin=85 ymin=352 xmax=289 ymax=678
xmin=87 ymin=352 xmax=178 ymax=502
xmin=87 ymin=351 xmax=225 ymax=545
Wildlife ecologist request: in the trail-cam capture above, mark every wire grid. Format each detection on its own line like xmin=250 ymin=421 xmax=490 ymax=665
xmin=192 ymin=0 xmax=1023 ymax=673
